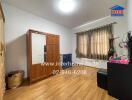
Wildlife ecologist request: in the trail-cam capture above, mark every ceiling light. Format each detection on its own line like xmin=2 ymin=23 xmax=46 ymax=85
xmin=58 ymin=0 xmax=76 ymax=13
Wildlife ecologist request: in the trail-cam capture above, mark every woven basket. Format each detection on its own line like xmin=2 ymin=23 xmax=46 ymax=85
xmin=7 ymin=70 xmax=24 ymax=89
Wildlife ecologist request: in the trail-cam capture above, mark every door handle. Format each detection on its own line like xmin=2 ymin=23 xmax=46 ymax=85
xmin=0 ymin=52 xmax=2 ymax=56
xmin=0 ymin=42 xmax=4 ymax=56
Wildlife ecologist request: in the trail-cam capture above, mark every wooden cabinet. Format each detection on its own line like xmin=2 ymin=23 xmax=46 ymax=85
xmin=27 ymin=30 xmax=60 ymax=83
xmin=108 ymin=63 xmax=132 ymax=99
xmin=0 ymin=2 xmax=5 ymax=100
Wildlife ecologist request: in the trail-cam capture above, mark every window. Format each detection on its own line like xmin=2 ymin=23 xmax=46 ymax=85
xmin=76 ymin=24 xmax=113 ymax=60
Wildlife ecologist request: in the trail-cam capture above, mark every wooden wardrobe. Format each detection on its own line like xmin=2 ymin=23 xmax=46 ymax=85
xmin=27 ymin=29 xmax=60 ymax=83
xmin=0 ymin=2 xmax=5 ymax=100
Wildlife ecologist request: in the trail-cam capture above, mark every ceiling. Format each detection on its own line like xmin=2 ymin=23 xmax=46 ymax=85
xmin=3 ymin=0 xmax=127 ymax=28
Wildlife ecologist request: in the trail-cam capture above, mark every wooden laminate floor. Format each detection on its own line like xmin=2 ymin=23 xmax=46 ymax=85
xmin=4 ymin=66 xmax=116 ymax=100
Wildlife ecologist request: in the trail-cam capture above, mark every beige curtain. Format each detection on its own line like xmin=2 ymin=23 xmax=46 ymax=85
xmin=76 ymin=24 xmax=113 ymax=60
xmin=77 ymin=32 xmax=89 ymax=57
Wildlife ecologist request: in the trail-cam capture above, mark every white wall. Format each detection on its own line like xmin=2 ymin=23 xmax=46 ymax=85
xmin=72 ymin=15 xmax=128 ymax=69
xmin=2 ymin=3 xmax=72 ymax=77
xmin=128 ymin=0 xmax=132 ymax=30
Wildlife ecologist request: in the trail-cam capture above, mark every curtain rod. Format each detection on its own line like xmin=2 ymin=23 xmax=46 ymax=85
xmin=75 ymin=22 xmax=117 ymax=34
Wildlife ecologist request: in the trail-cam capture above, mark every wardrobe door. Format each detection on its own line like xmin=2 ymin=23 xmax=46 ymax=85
xmin=30 ymin=64 xmax=39 ymax=82
xmin=46 ymin=35 xmax=54 ymax=75
xmin=0 ymin=4 xmax=5 ymax=100
xmin=53 ymin=35 xmax=60 ymax=70
xmin=27 ymin=31 xmax=47 ymax=83
xmin=46 ymin=35 xmax=60 ymax=73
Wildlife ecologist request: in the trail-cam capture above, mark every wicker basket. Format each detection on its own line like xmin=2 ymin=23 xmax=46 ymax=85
xmin=7 ymin=70 xmax=24 ymax=89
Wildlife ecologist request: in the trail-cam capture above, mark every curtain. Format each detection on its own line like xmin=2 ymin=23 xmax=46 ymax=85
xmin=76 ymin=24 xmax=113 ymax=60
xmin=77 ymin=32 xmax=89 ymax=57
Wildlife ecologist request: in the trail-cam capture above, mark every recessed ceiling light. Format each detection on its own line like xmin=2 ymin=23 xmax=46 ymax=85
xmin=58 ymin=0 xmax=76 ymax=13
